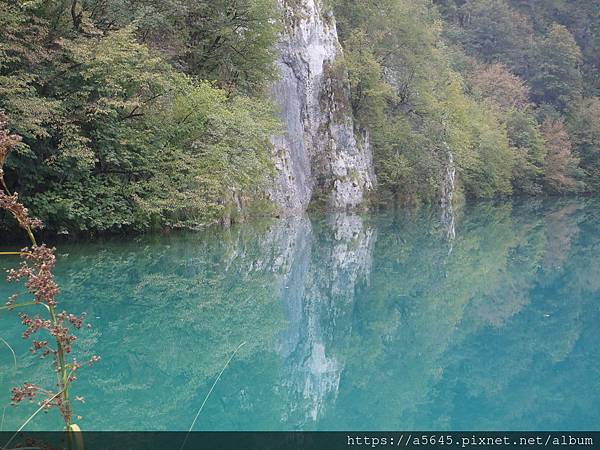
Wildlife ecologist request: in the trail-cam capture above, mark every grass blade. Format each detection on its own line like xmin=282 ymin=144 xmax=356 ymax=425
xmin=0 ymin=302 xmax=37 ymax=312
xmin=0 ymin=338 xmax=17 ymax=374
xmin=179 ymin=341 xmax=246 ymax=450
xmin=2 ymin=390 xmax=63 ymax=450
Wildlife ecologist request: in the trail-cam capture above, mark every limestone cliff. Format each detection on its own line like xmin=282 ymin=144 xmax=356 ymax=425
xmin=269 ymin=0 xmax=375 ymax=213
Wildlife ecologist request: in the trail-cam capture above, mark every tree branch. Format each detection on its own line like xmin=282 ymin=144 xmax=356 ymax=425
xmin=71 ymin=0 xmax=82 ymax=31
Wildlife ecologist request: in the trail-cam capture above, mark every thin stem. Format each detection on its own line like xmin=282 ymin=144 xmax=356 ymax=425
xmin=47 ymin=306 xmax=71 ymax=427
xmin=0 ymin=337 xmax=17 ymax=375
xmin=4 ymin=447 xmax=42 ymax=450
xmin=0 ymin=337 xmax=18 ymax=432
xmin=0 ymin=301 xmax=39 ymax=312
xmin=1 ymin=175 xmax=70 ymax=430
xmin=2 ymin=154 xmax=75 ymax=434
xmin=179 ymin=341 xmax=246 ymax=450
xmin=24 ymin=227 xmax=37 ymax=247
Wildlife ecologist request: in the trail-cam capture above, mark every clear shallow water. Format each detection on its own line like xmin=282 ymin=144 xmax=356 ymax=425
xmin=0 ymin=199 xmax=599 ymax=431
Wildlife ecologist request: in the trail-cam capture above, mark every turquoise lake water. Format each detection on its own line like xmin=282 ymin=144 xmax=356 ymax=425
xmin=0 ymin=199 xmax=599 ymax=431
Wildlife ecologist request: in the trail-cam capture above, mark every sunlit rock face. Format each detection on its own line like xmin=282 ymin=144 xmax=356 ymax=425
xmin=269 ymin=0 xmax=375 ymax=213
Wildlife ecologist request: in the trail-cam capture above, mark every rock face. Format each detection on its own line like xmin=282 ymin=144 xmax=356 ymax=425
xmin=440 ymin=145 xmax=456 ymax=242
xmin=269 ymin=0 xmax=375 ymax=213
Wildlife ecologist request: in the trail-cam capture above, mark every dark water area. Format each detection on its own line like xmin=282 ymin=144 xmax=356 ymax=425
xmin=0 ymin=198 xmax=599 ymax=431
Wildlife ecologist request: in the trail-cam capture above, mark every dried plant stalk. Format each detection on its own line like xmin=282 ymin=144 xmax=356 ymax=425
xmin=0 ymin=112 xmax=98 ymax=447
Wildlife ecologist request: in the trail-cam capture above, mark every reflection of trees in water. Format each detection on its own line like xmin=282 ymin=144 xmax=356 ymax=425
xmin=275 ymin=199 xmax=599 ymax=429
xmin=0 ymin=222 xmax=297 ymax=430
xmin=0 ymin=199 xmax=598 ymax=430
xmin=327 ymin=199 xmax=600 ymax=430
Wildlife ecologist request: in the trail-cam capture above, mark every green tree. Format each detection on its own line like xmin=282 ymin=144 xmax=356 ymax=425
xmin=568 ymin=97 xmax=600 ymax=191
xmin=441 ymin=0 xmax=534 ymax=77
xmin=333 ymin=0 xmax=517 ymax=203
xmin=82 ymin=0 xmax=281 ymax=92
xmin=470 ymin=63 xmax=546 ymax=194
xmin=530 ymin=24 xmax=583 ymax=111
xmin=508 ymin=0 xmax=600 ymax=96
xmin=505 ymin=110 xmax=545 ymax=194
xmin=0 ymin=2 xmax=279 ymax=234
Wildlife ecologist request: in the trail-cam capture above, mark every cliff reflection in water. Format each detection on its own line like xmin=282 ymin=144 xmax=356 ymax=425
xmin=0 ymin=199 xmax=599 ymax=431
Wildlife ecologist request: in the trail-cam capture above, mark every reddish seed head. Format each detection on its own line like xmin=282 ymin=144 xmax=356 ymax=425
xmin=1 ymin=116 xmax=96 ymax=427
xmin=0 ymin=192 xmax=44 ymax=230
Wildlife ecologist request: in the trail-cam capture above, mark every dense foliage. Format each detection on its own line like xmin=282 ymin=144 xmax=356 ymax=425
xmin=1 ymin=0 xmax=599 ymax=234
xmin=442 ymin=0 xmax=599 ymax=193
xmin=332 ymin=0 xmax=598 ymax=204
xmin=0 ymin=0 xmax=279 ymax=234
